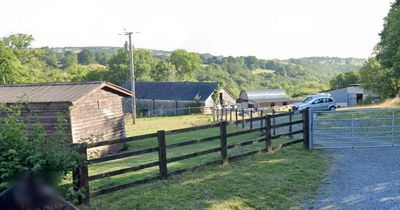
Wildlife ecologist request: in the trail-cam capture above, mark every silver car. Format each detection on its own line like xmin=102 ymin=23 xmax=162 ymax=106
xmin=292 ymin=94 xmax=336 ymax=112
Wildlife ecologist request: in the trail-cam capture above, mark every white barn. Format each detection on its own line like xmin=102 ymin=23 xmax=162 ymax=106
xmin=321 ymin=84 xmax=380 ymax=107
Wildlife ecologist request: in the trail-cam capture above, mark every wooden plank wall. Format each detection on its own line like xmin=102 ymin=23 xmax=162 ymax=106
xmin=70 ymin=88 xmax=126 ymax=154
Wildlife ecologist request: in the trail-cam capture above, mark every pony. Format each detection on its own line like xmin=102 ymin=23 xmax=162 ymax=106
xmin=0 ymin=171 xmax=78 ymax=210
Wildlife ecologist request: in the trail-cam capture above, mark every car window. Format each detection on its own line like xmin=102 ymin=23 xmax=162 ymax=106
xmin=302 ymin=97 xmax=313 ymax=103
xmin=312 ymin=99 xmax=321 ymax=104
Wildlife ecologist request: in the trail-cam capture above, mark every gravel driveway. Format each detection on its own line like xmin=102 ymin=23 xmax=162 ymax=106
xmin=304 ymin=147 xmax=400 ymax=210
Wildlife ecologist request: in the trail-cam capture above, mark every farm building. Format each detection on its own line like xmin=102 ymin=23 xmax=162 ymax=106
xmin=238 ymin=89 xmax=293 ymax=109
xmin=321 ymin=84 xmax=380 ymax=107
xmin=122 ymin=81 xmax=236 ymax=115
xmin=0 ymin=81 xmax=132 ymax=153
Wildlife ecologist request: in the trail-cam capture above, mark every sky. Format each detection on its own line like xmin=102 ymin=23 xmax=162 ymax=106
xmin=0 ymin=0 xmax=394 ymax=59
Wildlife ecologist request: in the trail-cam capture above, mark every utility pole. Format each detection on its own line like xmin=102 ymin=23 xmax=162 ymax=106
xmin=125 ymin=31 xmax=136 ymax=124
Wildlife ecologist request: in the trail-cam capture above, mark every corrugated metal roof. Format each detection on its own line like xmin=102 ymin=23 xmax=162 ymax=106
xmin=122 ymin=81 xmax=218 ymax=101
xmin=0 ymin=81 xmax=132 ymax=104
xmin=240 ymin=89 xmax=290 ymax=102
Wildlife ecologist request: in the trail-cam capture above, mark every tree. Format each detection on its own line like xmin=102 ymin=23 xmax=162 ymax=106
xmin=152 ymin=60 xmax=176 ymax=81
xmin=61 ymin=51 xmax=78 ymax=68
xmin=329 ymin=71 xmax=360 ymax=89
xmin=77 ymin=49 xmax=95 ymax=65
xmin=105 ymin=49 xmax=129 ymax=85
xmin=244 ymin=56 xmax=259 ymax=70
xmin=95 ymin=51 xmax=109 ymax=65
xmin=1 ymin=33 xmax=34 ymax=50
xmin=372 ymin=0 xmax=400 ymax=97
xmin=134 ymin=49 xmax=157 ymax=81
xmin=0 ymin=43 xmax=28 ymax=84
xmin=169 ymin=49 xmax=201 ymax=80
xmin=360 ymin=58 xmax=399 ymax=98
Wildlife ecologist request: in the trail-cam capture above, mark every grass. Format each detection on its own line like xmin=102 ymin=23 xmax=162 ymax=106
xmin=78 ymin=114 xmax=327 ymax=209
xmin=251 ymin=68 xmax=275 ymax=75
xmin=83 ymin=144 xmax=327 ymax=210
xmin=125 ymin=114 xmax=213 ymax=136
xmin=88 ymin=124 xmax=299 ymax=191
xmin=342 ymin=97 xmax=400 ymax=110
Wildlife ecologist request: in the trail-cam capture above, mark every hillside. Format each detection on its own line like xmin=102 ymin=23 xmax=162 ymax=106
xmin=1 ymin=34 xmax=364 ymax=98
xmin=50 ymin=47 xmax=364 ymax=97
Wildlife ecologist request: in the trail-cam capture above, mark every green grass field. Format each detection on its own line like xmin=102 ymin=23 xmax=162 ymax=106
xmin=83 ymin=144 xmax=327 ymax=210
xmin=76 ymin=114 xmax=328 ymax=209
xmin=251 ymin=68 xmax=275 ymax=75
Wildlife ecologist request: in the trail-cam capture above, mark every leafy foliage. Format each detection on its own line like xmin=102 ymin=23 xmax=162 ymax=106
xmin=0 ymin=33 xmax=364 ymax=98
xmin=329 ymin=71 xmax=360 ymax=89
xmin=0 ymin=104 xmax=80 ymax=192
xmin=359 ymin=1 xmax=400 ymax=98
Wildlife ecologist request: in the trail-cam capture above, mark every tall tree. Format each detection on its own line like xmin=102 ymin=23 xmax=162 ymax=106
xmin=0 ymin=43 xmax=28 ymax=84
xmin=370 ymin=0 xmax=400 ymax=97
xmin=360 ymin=58 xmax=398 ymax=98
xmin=152 ymin=60 xmax=176 ymax=81
xmin=329 ymin=71 xmax=360 ymax=89
xmin=77 ymin=49 xmax=95 ymax=65
xmin=61 ymin=51 xmax=78 ymax=68
xmin=169 ymin=49 xmax=201 ymax=80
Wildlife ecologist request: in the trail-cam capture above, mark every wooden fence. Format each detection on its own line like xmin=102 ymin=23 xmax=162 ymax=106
xmin=72 ymin=110 xmax=310 ymax=205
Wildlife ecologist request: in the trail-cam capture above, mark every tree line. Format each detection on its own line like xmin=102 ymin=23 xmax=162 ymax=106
xmin=0 ymin=34 xmax=363 ymax=98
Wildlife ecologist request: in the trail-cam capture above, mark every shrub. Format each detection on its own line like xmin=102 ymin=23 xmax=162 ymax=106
xmin=0 ymin=103 xmax=80 ymax=192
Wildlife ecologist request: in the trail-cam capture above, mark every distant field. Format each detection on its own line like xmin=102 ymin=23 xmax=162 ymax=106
xmin=125 ymin=114 xmax=213 ymax=136
xmin=251 ymin=68 xmax=275 ymax=75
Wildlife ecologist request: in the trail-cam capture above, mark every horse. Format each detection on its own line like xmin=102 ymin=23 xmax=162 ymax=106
xmin=0 ymin=171 xmax=79 ymax=210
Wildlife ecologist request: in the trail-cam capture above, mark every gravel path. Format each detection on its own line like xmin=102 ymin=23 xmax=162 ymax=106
xmin=304 ymin=147 xmax=400 ymax=210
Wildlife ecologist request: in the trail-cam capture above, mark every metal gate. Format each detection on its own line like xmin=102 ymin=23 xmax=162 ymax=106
xmin=311 ymin=109 xmax=400 ymax=149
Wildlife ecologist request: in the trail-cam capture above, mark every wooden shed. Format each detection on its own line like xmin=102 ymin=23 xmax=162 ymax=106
xmin=0 ymin=81 xmax=132 ymax=152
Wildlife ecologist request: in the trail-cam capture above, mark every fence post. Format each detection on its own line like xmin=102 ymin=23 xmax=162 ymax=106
xmin=250 ymin=109 xmax=253 ymax=131
xmin=157 ymin=130 xmax=168 ymax=179
xmin=302 ymin=108 xmax=311 ymax=150
xmin=260 ymin=109 xmax=264 ymax=128
xmin=392 ymin=111 xmax=395 ymax=141
xmin=235 ymin=109 xmax=238 ymax=126
xmin=272 ymin=109 xmax=276 ymax=135
xmin=72 ymin=143 xmax=90 ymax=205
xmin=230 ymin=108 xmax=232 ymax=122
xmin=241 ymin=108 xmax=245 ymax=128
xmin=219 ymin=121 xmax=228 ymax=164
xmin=212 ymin=108 xmax=216 ymax=122
xmin=265 ymin=115 xmax=272 ymax=153
xmin=289 ymin=112 xmax=293 ymax=138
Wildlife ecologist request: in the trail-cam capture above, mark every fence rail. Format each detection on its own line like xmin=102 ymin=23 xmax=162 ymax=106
xmin=72 ymin=110 xmax=308 ymax=205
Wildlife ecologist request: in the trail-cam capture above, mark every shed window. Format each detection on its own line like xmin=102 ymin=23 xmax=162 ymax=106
xmin=98 ymin=99 xmax=110 ymax=109
xmin=283 ymin=102 xmax=287 ymax=106
xmin=271 ymin=103 xmax=275 ymax=107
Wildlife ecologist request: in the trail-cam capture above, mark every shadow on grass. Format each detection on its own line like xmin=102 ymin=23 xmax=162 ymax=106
xmin=82 ymin=145 xmax=327 ymax=210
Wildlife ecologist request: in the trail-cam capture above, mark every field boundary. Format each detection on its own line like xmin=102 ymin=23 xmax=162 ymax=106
xmin=72 ymin=110 xmax=309 ymax=205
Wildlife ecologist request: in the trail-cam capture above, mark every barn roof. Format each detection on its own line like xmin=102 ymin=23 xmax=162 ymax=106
xmin=122 ymin=81 xmax=218 ymax=101
xmin=240 ymin=89 xmax=291 ymax=103
xmin=0 ymin=81 xmax=132 ymax=104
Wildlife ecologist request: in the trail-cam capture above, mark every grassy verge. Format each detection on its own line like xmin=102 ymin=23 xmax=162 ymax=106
xmin=83 ymin=144 xmax=327 ymax=210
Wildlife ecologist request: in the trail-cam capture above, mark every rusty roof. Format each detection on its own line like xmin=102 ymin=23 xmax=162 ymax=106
xmin=0 ymin=81 xmax=132 ymax=104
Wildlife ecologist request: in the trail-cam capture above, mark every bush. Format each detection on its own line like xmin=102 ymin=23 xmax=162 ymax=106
xmin=0 ymin=103 xmax=80 ymax=192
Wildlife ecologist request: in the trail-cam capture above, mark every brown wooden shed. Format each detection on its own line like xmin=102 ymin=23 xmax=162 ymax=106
xmin=0 ymin=81 xmax=132 ymax=150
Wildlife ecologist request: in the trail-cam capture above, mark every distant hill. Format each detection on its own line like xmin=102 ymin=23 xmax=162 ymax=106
xmin=48 ymin=46 xmax=365 ymax=97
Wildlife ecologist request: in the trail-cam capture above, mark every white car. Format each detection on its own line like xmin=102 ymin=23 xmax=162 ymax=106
xmin=292 ymin=94 xmax=336 ymax=112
